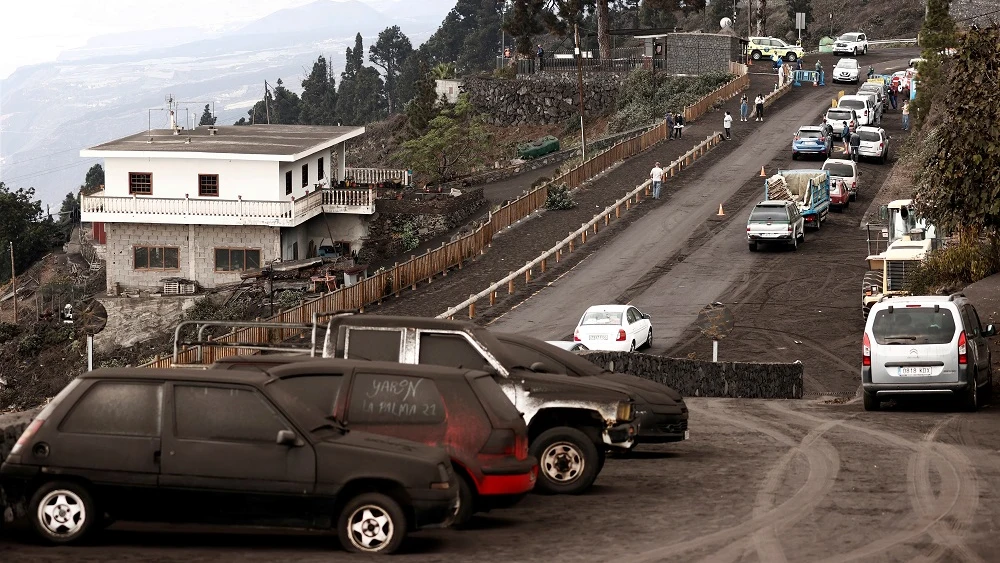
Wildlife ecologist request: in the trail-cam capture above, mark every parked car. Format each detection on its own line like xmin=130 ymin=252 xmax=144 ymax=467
xmin=0 ymin=368 xmax=459 ymax=552
xmin=829 ymin=177 xmax=850 ymax=211
xmin=837 ymin=95 xmax=878 ymax=126
xmin=546 ymin=341 xmax=589 ymax=352
xmin=747 ymin=36 xmax=805 ymax=62
xmin=832 ymin=58 xmax=860 ymax=84
xmin=821 ymin=158 xmax=859 ymax=202
xmin=765 ymin=169 xmax=831 ymax=230
xmin=909 ymin=57 xmax=926 ymax=69
xmin=497 ymin=334 xmax=689 ymax=446
xmin=792 ymin=125 xmax=833 ymax=160
xmin=853 ymin=90 xmax=883 ymax=124
xmin=312 ymin=315 xmax=639 ymax=495
xmin=747 ymin=200 xmax=805 ymax=251
xmin=858 ymin=82 xmax=888 ymax=111
xmin=573 ymin=305 xmax=653 ymax=352
xmin=825 ymin=107 xmax=859 ymax=139
xmin=856 ymin=126 xmax=890 ymax=164
xmin=862 ymin=294 xmax=996 ymax=411
xmin=833 ymin=32 xmax=869 ymax=56
xmin=210 ymin=358 xmax=537 ymax=526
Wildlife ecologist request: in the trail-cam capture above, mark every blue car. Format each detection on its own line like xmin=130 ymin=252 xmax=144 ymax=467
xmin=792 ymin=125 xmax=833 ymax=160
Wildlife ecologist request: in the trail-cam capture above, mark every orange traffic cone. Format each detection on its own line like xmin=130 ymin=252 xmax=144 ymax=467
xmin=760 ymin=166 xmax=766 ymax=177
xmin=717 ymin=203 xmax=725 ymax=216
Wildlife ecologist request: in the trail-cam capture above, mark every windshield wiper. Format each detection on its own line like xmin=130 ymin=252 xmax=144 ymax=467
xmin=312 ymin=416 xmax=349 ymax=434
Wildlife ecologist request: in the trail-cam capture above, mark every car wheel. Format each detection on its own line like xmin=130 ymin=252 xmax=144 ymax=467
xmin=645 ymin=327 xmax=653 ymax=349
xmin=629 ymin=340 xmax=636 ymax=352
xmin=751 ymin=50 xmax=762 ymax=60
xmin=749 ymin=242 xmax=758 ymax=252
xmin=792 ymin=152 xmax=798 ymax=160
xmin=798 ymin=229 xmax=805 ymax=243
xmin=844 ymin=198 xmax=850 ymax=210
xmin=792 ymin=234 xmax=799 ymax=250
xmin=985 ymin=368 xmax=994 ymax=405
xmin=29 ymin=481 xmax=97 ymax=545
xmin=962 ymin=372 xmax=980 ymax=412
xmin=850 ymin=191 xmax=857 ymax=202
xmin=863 ymin=390 xmax=880 ymax=411
xmin=854 ymin=47 xmax=859 ymax=56
xmin=815 ymin=215 xmax=822 ymax=230
xmin=864 ymin=46 xmax=868 ymax=55
xmin=530 ymin=427 xmax=601 ymax=495
xmin=787 ymin=52 xmax=797 ymax=62
xmin=452 ymin=473 xmax=476 ymax=528
xmin=338 ymin=492 xmax=408 ymax=554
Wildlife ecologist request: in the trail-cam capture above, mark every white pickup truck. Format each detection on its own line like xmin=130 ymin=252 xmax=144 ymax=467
xmin=747 ymin=200 xmax=806 ymax=251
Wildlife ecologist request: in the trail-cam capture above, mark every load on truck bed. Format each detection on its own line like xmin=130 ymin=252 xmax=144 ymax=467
xmin=764 ymin=170 xmax=831 ymax=230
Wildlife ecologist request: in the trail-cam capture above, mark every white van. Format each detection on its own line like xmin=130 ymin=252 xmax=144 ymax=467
xmin=836 ymin=95 xmax=877 ymax=126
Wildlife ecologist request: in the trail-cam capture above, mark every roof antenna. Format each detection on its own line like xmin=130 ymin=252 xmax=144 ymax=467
xmin=167 ymin=94 xmax=180 ymax=135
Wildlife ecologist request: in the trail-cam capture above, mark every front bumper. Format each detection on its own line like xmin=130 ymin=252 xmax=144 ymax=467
xmin=408 ymin=483 xmax=460 ymax=530
xmin=634 ymin=409 xmax=689 ymax=444
xmin=833 ymin=74 xmax=859 ymax=82
xmin=602 ymin=421 xmax=638 ymax=449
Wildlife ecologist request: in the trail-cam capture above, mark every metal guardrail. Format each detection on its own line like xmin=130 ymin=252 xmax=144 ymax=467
xmin=867 ymin=39 xmax=918 ymax=45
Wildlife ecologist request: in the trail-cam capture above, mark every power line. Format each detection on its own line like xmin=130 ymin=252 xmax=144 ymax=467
xmin=2 ymin=146 xmax=85 ymax=167
xmin=1 ymin=158 xmax=100 ymax=185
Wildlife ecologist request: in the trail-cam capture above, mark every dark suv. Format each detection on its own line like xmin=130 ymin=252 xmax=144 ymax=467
xmin=0 ymin=368 xmax=458 ymax=553
xmin=494 ymin=333 xmax=689 ymax=445
xmin=211 ymin=357 xmax=537 ymax=526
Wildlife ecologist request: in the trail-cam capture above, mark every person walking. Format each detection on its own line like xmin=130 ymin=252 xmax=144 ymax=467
xmin=901 ymin=101 xmax=910 ymax=131
xmin=674 ymin=113 xmax=684 ymax=139
xmin=888 ymin=86 xmax=898 ymax=110
xmin=650 ymin=161 xmax=664 ymax=199
xmin=536 ymin=44 xmax=545 ymax=72
xmin=842 ymin=122 xmax=851 ymax=155
xmin=666 ymin=112 xmax=675 ymax=139
xmin=796 ymin=57 xmax=802 ymax=71
xmin=849 ymin=130 xmax=861 ymax=162
xmin=740 ymin=94 xmax=749 ymax=122
xmin=754 ymin=94 xmax=765 ymax=122
xmin=724 ymin=111 xmax=733 ymax=140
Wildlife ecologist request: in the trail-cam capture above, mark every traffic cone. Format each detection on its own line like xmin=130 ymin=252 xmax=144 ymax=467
xmin=760 ymin=166 xmax=766 ymax=177
xmin=717 ymin=203 xmax=725 ymax=216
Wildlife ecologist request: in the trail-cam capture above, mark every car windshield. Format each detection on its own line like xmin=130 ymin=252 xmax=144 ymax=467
xmin=839 ymin=34 xmax=860 ymax=41
xmin=827 ymin=110 xmax=853 ymax=120
xmin=838 ymin=99 xmax=865 ymax=111
xmin=581 ymin=311 xmax=623 ymax=325
xmin=823 ymin=163 xmax=855 ymax=177
xmin=859 ymin=130 xmax=882 ymax=142
xmin=798 ymin=130 xmax=822 ymax=139
xmin=750 ymin=206 xmax=788 ymax=222
xmin=872 ymin=308 xmax=956 ymax=345
xmin=838 ymin=60 xmax=859 ymax=69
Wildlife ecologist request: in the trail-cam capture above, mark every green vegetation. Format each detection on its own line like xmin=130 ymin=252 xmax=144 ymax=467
xmin=911 ymin=0 xmax=957 ymax=130
xmin=398 ymin=94 xmax=491 ymax=183
xmin=0 ymin=182 xmax=64 ymax=284
xmin=545 ymin=183 xmax=577 ymax=210
xmin=907 ymin=240 xmax=1000 ymax=295
xmin=609 ymin=70 xmax=734 ymax=133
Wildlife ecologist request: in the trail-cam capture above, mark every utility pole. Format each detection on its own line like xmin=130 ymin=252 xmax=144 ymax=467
xmin=9 ymin=242 xmax=17 ymax=323
xmin=574 ymin=23 xmax=587 ymax=162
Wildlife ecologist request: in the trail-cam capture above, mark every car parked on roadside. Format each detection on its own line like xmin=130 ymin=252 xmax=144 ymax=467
xmin=574 ymin=304 xmax=653 ymax=352
xmin=0 ymin=368 xmax=459 ymax=553
xmin=837 ymin=95 xmax=878 ymax=126
xmin=862 ymin=294 xmax=996 ymax=412
xmin=497 ymin=334 xmax=689 ymax=447
xmin=833 ymin=32 xmax=869 ymax=56
xmin=832 ymin=58 xmax=860 ymax=83
xmin=792 ymin=125 xmax=833 ymax=160
xmin=854 ymin=90 xmax=884 ymax=124
xmin=545 ymin=341 xmax=589 ymax=352
xmin=829 ymin=177 xmax=850 ymax=211
xmin=747 ymin=36 xmax=805 ymax=62
xmin=210 ymin=358 xmax=537 ymax=527
xmin=747 ymin=200 xmax=805 ymax=251
xmin=856 ymin=126 xmax=890 ymax=164
xmin=858 ymin=82 xmax=888 ymax=111
xmin=821 ymin=158 xmax=859 ymax=202
xmin=825 ymin=107 xmax=859 ymax=139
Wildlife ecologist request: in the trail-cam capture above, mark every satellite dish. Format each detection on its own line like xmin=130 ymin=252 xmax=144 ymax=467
xmin=720 ymin=17 xmax=733 ymax=29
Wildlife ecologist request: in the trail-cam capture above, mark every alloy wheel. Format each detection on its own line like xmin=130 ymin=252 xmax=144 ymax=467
xmin=347 ymin=505 xmax=395 ymax=552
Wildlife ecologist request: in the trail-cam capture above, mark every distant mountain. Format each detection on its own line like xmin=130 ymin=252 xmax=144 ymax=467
xmin=0 ymin=0 xmax=455 ymax=207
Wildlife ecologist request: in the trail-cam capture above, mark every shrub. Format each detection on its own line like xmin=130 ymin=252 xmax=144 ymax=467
xmin=0 ymin=322 xmax=19 ymax=344
xmin=400 ymin=222 xmax=420 ymax=252
xmin=17 ymin=333 xmax=43 ymax=357
xmin=545 ymin=184 xmax=577 ymax=210
xmin=276 ymin=290 xmax=305 ymax=310
xmin=609 ymin=70 xmax=735 ymax=133
xmin=906 ymin=239 xmax=1000 ymax=295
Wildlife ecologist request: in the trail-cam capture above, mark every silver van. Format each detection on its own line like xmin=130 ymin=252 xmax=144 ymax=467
xmin=862 ymin=294 xmax=996 ymax=411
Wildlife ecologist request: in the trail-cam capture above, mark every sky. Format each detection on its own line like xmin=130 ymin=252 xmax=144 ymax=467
xmin=0 ymin=0 xmax=327 ymax=79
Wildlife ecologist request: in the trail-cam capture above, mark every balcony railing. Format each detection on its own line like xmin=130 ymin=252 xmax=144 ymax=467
xmin=81 ymin=187 xmax=375 ymax=227
xmin=345 ymin=167 xmax=411 ymax=185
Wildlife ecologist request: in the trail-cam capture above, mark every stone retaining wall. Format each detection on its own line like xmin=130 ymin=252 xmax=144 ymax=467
xmin=362 ymin=188 xmax=488 ymax=261
xmin=582 ymin=351 xmax=804 ymax=399
xmin=464 ymin=74 xmax=625 ymax=126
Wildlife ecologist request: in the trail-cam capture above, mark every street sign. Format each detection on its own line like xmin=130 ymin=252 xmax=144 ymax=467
xmin=695 ymin=302 xmax=734 ymax=341
xmin=796 ymin=12 xmax=806 ymax=30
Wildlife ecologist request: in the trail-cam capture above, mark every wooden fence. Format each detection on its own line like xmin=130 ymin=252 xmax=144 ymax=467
xmin=682 ymin=73 xmax=750 ymax=123
xmin=142 ymin=79 xmax=745 ymax=369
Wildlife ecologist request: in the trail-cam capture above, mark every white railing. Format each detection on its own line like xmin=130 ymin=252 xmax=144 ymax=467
xmin=345 ymin=167 xmax=411 ymax=185
xmin=82 ymin=188 xmax=374 ymax=227
xmin=868 ymin=39 xmax=918 ymax=46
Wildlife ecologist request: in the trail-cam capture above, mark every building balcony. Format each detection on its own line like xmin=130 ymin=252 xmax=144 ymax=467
xmin=81 ymin=187 xmax=374 ymax=227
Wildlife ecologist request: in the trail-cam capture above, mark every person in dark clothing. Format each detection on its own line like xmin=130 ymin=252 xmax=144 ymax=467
xmin=536 ymin=44 xmax=544 ymax=72
xmin=666 ymin=112 xmax=675 ymax=139
xmin=674 ymin=113 xmax=684 ymax=139
xmin=849 ymin=131 xmax=861 ymax=162
xmin=754 ymin=93 xmax=765 ymax=121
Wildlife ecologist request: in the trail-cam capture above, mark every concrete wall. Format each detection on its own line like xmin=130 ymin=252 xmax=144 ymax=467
xmin=435 ymin=79 xmax=463 ymax=104
xmin=103 ymin=157 xmax=279 ymax=200
xmin=95 ymin=296 xmax=199 ymax=353
xmin=105 ymin=222 xmax=281 ymax=292
xmin=278 ymin=144 xmax=339 ymax=201
xmin=464 ymin=74 xmax=625 ymax=126
xmin=281 ymin=213 xmax=369 ymax=259
xmin=582 ymin=351 xmax=804 ymax=399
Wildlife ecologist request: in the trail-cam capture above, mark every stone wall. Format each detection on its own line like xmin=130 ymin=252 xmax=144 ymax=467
xmin=1 ymin=409 xmax=38 ymax=527
xmin=105 ymin=223 xmax=281 ymax=293
xmin=94 ymin=296 xmax=199 ymax=353
xmin=362 ymin=189 xmax=488 ymax=261
xmin=665 ymin=33 xmax=744 ymax=76
xmin=464 ymin=74 xmax=625 ymax=126
xmin=582 ymin=351 xmax=804 ymax=399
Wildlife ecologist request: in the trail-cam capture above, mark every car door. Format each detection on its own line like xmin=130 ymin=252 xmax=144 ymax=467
xmin=343 ymin=370 xmax=449 ymax=451
xmin=963 ymin=305 xmax=991 ymax=372
xmin=159 ymin=382 xmax=317 ymax=526
xmin=46 ymin=380 xmax=163 ymax=520
xmin=629 ymin=307 xmax=650 ymax=343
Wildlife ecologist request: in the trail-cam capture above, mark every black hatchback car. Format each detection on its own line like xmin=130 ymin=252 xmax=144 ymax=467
xmin=0 ymin=368 xmax=458 ymax=554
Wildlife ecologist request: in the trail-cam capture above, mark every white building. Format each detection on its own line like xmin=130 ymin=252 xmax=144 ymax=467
xmin=80 ymin=124 xmax=408 ymax=293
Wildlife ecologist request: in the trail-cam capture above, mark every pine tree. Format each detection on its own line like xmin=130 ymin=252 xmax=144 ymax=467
xmin=84 ymin=164 xmax=104 ymax=193
xmin=505 ymin=0 xmax=546 ymax=56
xmin=406 ymin=60 xmax=439 ymax=136
xmin=299 ymin=55 xmax=338 ymax=125
xmin=912 ymin=0 xmax=956 ymax=129
xmin=198 ymin=104 xmax=217 ymax=126
xmin=271 ymin=79 xmax=302 ymax=124
xmin=370 ymin=26 xmax=414 ymax=114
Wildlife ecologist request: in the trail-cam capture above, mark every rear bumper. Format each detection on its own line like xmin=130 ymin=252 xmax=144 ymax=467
xmin=478 ymin=459 xmax=538 ymax=496
xmin=748 ymin=234 xmax=793 ymax=242
xmin=792 ymin=145 xmax=829 ymax=154
xmin=862 ymin=366 xmax=972 ymax=396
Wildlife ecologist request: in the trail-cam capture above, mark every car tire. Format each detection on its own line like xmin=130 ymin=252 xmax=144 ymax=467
xmin=531 ymin=427 xmax=602 ymax=495
xmin=338 ymin=492 xmax=408 ymax=554
xmin=792 ymin=152 xmax=798 ymax=160
xmin=791 ymin=234 xmax=799 ymax=250
xmin=863 ymin=390 xmax=880 ymax=411
xmin=864 ymin=46 xmax=868 ymax=55
xmin=28 ymin=481 xmax=98 ymax=545
xmin=629 ymin=340 xmax=636 ymax=352
xmin=798 ymin=229 xmax=805 ymax=243
xmin=452 ymin=473 xmax=476 ymax=529
xmin=749 ymin=242 xmax=758 ymax=252
xmin=854 ymin=47 xmax=859 ymax=56
xmin=984 ymin=368 xmax=994 ymax=405
xmin=962 ymin=372 xmax=980 ymax=412
xmin=850 ymin=191 xmax=857 ymax=202
xmin=815 ymin=215 xmax=822 ymax=230
xmin=645 ymin=328 xmax=653 ymax=349
xmin=787 ymin=52 xmax=797 ymax=62
xmin=751 ymin=50 xmax=762 ymax=61
xmin=844 ymin=198 xmax=850 ymax=210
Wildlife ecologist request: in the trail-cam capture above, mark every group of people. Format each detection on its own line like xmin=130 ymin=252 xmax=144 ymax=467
xmin=664 ymin=112 xmax=686 ymax=139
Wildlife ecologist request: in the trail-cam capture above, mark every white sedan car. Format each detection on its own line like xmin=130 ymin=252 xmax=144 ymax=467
xmin=832 ymin=58 xmax=860 ymax=84
xmin=573 ymin=305 xmax=652 ymax=352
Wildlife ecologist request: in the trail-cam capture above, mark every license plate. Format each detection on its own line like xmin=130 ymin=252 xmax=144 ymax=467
xmin=684 ymin=430 xmax=690 ymax=440
xmin=589 ymin=334 xmax=609 ymax=340
xmin=899 ymin=366 xmax=933 ymax=376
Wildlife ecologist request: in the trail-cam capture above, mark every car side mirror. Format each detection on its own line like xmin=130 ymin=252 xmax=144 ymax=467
xmin=985 ymin=325 xmax=996 ymax=337
xmin=530 ymin=362 xmax=554 ymax=373
xmin=277 ymin=429 xmax=300 ymax=446
xmin=642 ymin=313 xmax=650 ymax=319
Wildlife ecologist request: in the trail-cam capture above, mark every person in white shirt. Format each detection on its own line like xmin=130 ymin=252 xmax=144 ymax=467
xmin=723 ymin=111 xmax=733 ymax=139
xmin=650 ymin=161 xmax=664 ymax=200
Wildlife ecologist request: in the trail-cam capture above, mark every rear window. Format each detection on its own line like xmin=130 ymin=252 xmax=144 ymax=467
xmin=60 ymin=381 xmax=162 ymax=437
xmin=872 ymin=308 xmax=957 ymax=345
xmin=798 ymin=130 xmax=822 ymax=139
xmin=750 ymin=206 xmax=789 ymax=222
xmin=470 ymin=375 xmax=521 ymax=423
xmin=348 ymin=372 xmax=446 ymax=424
xmin=581 ymin=311 xmax=623 ymax=325
xmin=838 ymin=99 xmax=865 ymax=111
xmin=859 ymin=130 xmax=881 ymax=142
xmin=344 ymin=328 xmax=402 ymax=362
xmin=827 ymin=110 xmax=853 ymax=120
xmin=823 ymin=163 xmax=855 ymax=177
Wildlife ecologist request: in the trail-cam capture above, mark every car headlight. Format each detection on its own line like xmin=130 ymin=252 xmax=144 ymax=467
xmin=616 ymin=401 xmax=634 ymax=422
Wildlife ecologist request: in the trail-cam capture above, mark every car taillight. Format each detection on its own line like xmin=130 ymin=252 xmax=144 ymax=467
xmin=819 ymin=137 xmax=826 ymax=143
xmin=878 ymin=143 xmax=884 ymax=150
xmin=794 ymin=135 xmax=800 ymax=140
xmin=958 ymin=331 xmax=968 ymax=364
xmin=616 ymin=329 xmax=626 ymax=342
xmin=864 ymin=110 xmax=869 ymax=116
xmin=862 ymin=333 xmax=871 ymax=366
xmin=10 ymin=418 xmax=44 ymax=456
xmin=850 ymin=120 xmax=855 ymax=127
xmin=852 ymin=181 xmax=857 ymax=189
xmin=481 ymin=428 xmax=523 ymax=458
xmin=787 ymin=225 xmax=793 ymax=232
xmin=573 ymin=328 xmax=580 ymax=341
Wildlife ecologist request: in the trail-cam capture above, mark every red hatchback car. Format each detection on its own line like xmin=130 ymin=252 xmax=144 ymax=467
xmin=830 ymin=177 xmax=851 ymax=211
xmin=212 ymin=357 xmax=537 ymax=526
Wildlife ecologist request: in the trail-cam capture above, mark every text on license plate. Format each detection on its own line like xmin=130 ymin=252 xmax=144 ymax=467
xmin=589 ymin=334 xmax=609 ymax=340
xmin=899 ymin=367 xmax=933 ymax=376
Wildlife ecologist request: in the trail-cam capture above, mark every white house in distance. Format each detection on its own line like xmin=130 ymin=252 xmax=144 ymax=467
xmin=80 ymin=123 xmax=407 ymax=294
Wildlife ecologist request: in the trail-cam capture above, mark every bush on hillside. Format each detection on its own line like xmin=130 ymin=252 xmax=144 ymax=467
xmin=906 ymin=240 xmax=1000 ymax=295
xmin=609 ymin=71 xmax=735 ymax=133
xmin=545 ymin=184 xmax=577 ymax=210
